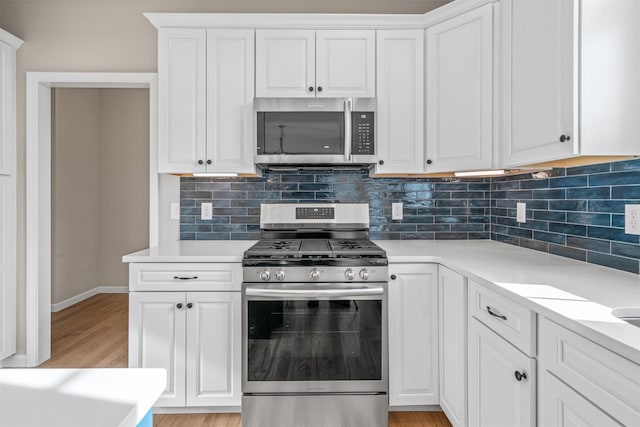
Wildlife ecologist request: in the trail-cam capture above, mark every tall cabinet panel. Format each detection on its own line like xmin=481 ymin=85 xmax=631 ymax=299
xmin=426 ymin=4 xmax=493 ymax=173
xmin=388 ymin=263 xmax=439 ymax=406
xmin=500 ymin=0 xmax=576 ymax=166
xmin=158 ymin=28 xmax=207 ymax=173
xmin=186 ymin=292 xmax=242 ymax=407
xmin=439 ymin=267 xmax=467 ymax=427
xmin=206 ymin=30 xmax=255 ymax=173
xmin=375 ymin=30 xmax=424 ymax=174
xmin=0 ymin=31 xmax=21 ymax=362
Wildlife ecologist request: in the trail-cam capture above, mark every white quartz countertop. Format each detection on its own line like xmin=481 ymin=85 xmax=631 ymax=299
xmin=122 ymin=239 xmax=640 ymax=364
xmin=0 ymin=368 xmax=166 ymax=427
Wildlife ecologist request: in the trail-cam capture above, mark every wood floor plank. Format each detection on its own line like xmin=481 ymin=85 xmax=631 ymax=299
xmin=44 ymin=294 xmax=452 ymax=426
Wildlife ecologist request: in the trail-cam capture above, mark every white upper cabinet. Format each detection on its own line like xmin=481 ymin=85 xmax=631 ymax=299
xmin=501 ymin=0 xmax=640 ymax=167
xmin=158 ymin=28 xmax=256 ymax=174
xmin=375 ymin=30 xmax=424 ymax=174
xmin=255 ymin=29 xmax=375 ymax=98
xmin=206 ymin=30 xmax=255 ymax=173
xmin=426 ymin=4 xmax=493 ymax=173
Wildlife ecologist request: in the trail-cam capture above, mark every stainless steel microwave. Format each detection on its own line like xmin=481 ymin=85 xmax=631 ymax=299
xmin=254 ymin=98 xmax=376 ymax=166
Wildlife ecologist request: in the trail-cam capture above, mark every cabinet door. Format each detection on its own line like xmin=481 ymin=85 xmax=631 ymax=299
xmin=129 ymin=292 xmax=187 ymax=407
xmin=468 ymin=318 xmax=535 ymax=427
xmin=255 ymin=30 xmax=315 ymax=98
xmin=158 ymin=29 xmax=207 ymax=173
xmin=540 ymin=371 xmax=622 ymax=427
xmin=439 ymin=267 xmax=467 ymax=427
xmin=375 ymin=30 xmax=425 ymax=174
xmin=0 ymin=176 xmax=16 ymax=360
xmin=388 ymin=263 xmax=439 ymax=406
xmin=185 ymin=292 xmax=241 ymax=407
xmin=501 ymin=0 xmax=577 ymax=166
xmin=315 ymin=30 xmax=375 ymax=98
xmin=206 ymin=30 xmax=255 ymax=173
xmin=426 ymin=4 xmax=493 ymax=173
xmin=0 ymin=41 xmax=13 ymax=176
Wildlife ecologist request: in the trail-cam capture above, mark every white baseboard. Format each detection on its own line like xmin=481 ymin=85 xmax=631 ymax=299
xmin=0 ymin=353 xmax=29 ymax=368
xmin=51 ymin=286 xmax=128 ymax=312
xmin=154 ymin=407 xmax=241 ymax=414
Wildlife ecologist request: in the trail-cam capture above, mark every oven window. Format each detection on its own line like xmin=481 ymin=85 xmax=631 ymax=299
xmin=258 ymin=112 xmax=344 ymax=155
xmin=247 ymin=300 xmax=382 ymax=382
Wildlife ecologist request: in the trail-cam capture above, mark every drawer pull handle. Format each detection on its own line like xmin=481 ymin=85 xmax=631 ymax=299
xmin=487 ymin=306 xmax=507 ymax=320
xmin=173 ymin=276 xmax=198 ymax=280
xmin=514 ymin=371 xmax=527 ymax=381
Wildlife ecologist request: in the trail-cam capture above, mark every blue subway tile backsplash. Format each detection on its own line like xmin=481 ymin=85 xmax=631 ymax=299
xmin=181 ymin=158 xmax=640 ymax=274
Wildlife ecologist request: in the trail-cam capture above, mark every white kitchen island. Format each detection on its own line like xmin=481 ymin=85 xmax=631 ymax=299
xmin=0 ymin=368 xmax=166 ymax=427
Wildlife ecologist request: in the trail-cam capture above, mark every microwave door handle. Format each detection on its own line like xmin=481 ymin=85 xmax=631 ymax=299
xmin=344 ymin=98 xmax=352 ymax=162
xmin=245 ymin=287 xmax=384 ymax=298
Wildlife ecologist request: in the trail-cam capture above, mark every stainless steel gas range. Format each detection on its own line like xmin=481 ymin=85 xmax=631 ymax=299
xmin=241 ymin=203 xmax=389 ymax=427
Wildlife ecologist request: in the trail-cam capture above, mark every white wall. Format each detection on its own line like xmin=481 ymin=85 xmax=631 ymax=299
xmin=52 ymin=88 xmax=149 ymax=305
xmin=0 ymin=0 xmax=452 ymax=359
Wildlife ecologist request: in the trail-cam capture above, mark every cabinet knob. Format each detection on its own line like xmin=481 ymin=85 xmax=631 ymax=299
xmin=317 ymin=86 xmax=323 ymax=92
xmin=514 ymin=371 xmax=527 ymax=381
xmin=378 ymin=160 xmax=384 ymax=165
xmin=559 ymin=134 xmax=571 ymax=142
xmin=426 ymin=159 xmax=433 ymax=165
xmin=197 ymin=160 xmax=204 ymax=165
xmin=308 ymin=86 xmax=314 ymax=92
xmin=186 ymin=303 xmax=193 ymax=309
xmin=390 ymin=274 xmax=397 ymax=280
xmin=206 ymin=160 xmax=212 ymax=165
xmin=176 ymin=303 xmax=183 ymax=309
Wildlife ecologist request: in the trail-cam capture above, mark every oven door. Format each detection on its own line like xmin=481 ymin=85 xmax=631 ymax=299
xmin=242 ymin=282 xmax=388 ymax=394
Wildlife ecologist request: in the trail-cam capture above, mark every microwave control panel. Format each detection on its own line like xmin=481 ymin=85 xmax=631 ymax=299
xmin=351 ymin=112 xmax=375 ymax=155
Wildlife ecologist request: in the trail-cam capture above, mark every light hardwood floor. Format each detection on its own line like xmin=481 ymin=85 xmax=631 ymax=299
xmin=43 ymin=293 xmax=452 ymax=427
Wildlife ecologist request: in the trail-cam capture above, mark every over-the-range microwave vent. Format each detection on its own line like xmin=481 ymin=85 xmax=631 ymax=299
xmin=256 ymin=163 xmax=375 ymax=172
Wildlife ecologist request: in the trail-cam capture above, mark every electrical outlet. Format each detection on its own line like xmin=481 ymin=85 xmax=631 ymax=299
xmin=170 ymin=202 xmax=180 ymax=220
xmin=625 ymin=204 xmax=640 ymax=235
xmin=201 ymin=203 xmax=213 ymax=220
xmin=516 ymin=202 xmax=526 ymax=223
xmin=392 ymin=203 xmax=403 ymax=220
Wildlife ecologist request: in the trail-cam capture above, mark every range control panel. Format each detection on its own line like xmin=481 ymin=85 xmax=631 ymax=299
xmin=296 ymin=207 xmax=335 ymax=220
xmin=351 ymin=112 xmax=375 ymax=155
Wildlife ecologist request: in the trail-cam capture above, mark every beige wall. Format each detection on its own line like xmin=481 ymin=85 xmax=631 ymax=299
xmin=52 ymin=88 xmax=149 ymax=305
xmin=0 ymin=0 xmax=451 ymax=357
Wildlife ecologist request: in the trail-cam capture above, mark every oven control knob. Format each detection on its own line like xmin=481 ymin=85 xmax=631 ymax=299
xmin=259 ymin=269 xmax=271 ymax=281
xmin=359 ymin=268 xmax=370 ymax=280
xmin=344 ymin=268 xmax=355 ymax=281
xmin=309 ymin=269 xmax=320 ymax=281
xmin=274 ymin=270 xmax=285 ymax=281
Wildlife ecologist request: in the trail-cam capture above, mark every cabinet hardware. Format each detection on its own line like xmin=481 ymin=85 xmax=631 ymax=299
xmin=317 ymin=86 xmax=323 ymax=92
xmin=426 ymin=159 xmax=433 ymax=165
xmin=173 ymin=276 xmax=198 ymax=280
xmin=176 ymin=303 xmax=183 ymax=309
xmin=378 ymin=160 xmax=384 ymax=165
xmin=197 ymin=160 xmax=204 ymax=165
xmin=308 ymin=86 xmax=314 ymax=92
xmin=514 ymin=371 xmax=527 ymax=381
xmin=487 ymin=306 xmax=507 ymax=320
xmin=559 ymin=134 xmax=571 ymax=142
xmin=390 ymin=274 xmax=397 ymax=280
xmin=187 ymin=303 xmax=193 ymax=309
xmin=206 ymin=160 xmax=212 ymax=165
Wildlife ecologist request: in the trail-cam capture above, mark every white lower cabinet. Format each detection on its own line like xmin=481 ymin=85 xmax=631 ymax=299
xmin=438 ymin=266 xmax=467 ymax=427
xmin=129 ymin=291 xmax=241 ymax=407
xmin=388 ymin=263 xmax=439 ymax=406
xmin=468 ymin=317 xmax=535 ymax=427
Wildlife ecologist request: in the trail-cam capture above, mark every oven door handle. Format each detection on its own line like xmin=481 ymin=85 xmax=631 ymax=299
xmin=245 ymin=287 xmax=384 ymax=298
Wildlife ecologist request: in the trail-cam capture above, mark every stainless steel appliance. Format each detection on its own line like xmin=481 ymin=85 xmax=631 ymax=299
xmin=254 ymin=98 xmax=376 ymax=167
xmin=242 ymin=203 xmax=389 ymax=427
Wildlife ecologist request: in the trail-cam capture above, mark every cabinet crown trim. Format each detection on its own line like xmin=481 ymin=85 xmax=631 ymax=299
xmin=0 ymin=28 xmax=23 ymax=48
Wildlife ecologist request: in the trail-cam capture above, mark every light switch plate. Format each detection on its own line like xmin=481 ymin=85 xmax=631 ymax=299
xmin=201 ymin=203 xmax=213 ymax=220
xmin=392 ymin=203 xmax=403 ymax=220
xmin=516 ymin=202 xmax=526 ymax=223
xmin=625 ymin=204 xmax=640 ymax=235
xmin=170 ymin=202 xmax=180 ymax=220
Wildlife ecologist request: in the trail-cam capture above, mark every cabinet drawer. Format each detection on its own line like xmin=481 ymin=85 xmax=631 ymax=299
xmin=469 ymin=279 xmax=536 ymax=356
xmin=129 ymin=263 xmax=242 ymax=291
xmin=540 ymin=317 xmax=640 ymax=427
